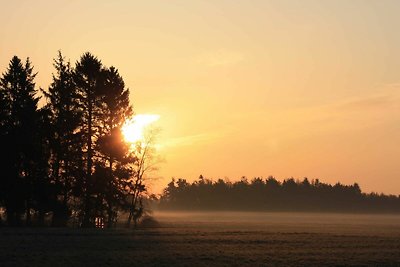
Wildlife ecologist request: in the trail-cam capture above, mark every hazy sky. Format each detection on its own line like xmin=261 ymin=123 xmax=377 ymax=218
xmin=1 ymin=0 xmax=400 ymax=194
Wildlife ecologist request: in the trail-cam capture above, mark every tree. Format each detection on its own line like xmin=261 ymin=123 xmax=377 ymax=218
xmin=43 ymin=51 xmax=83 ymax=226
xmin=73 ymin=53 xmax=136 ymax=228
xmin=95 ymin=66 xmax=133 ymax=227
xmin=0 ymin=56 xmax=41 ymax=226
xmin=0 ymin=52 xmax=153 ymax=227
xmin=126 ymin=128 xmax=160 ymax=228
xmin=73 ymin=52 xmax=105 ymax=227
xmin=0 ymin=73 xmax=11 ymax=221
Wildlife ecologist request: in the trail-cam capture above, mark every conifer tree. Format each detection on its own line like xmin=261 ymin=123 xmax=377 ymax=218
xmin=0 ymin=56 xmax=40 ymax=225
xmin=74 ymin=52 xmax=105 ymax=227
xmin=43 ymin=51 xmax=83 ymax=226
xmin=96 ymin=66 xmax=133 ymax=227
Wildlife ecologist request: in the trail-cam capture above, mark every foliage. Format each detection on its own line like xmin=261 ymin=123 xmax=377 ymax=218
xmin=0 ymin=52 xmax=146 ymax=227
xmin=159 ymin=176 xmax=400 ymax=213
xmin=126 ymin=129 xmax=160 ymax=228
xmin=0 ymin=56 xmax=49 ymax=226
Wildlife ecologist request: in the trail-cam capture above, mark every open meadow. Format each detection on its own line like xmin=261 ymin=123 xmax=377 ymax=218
xmin=1 ymin=212 xmax=400 ymax=266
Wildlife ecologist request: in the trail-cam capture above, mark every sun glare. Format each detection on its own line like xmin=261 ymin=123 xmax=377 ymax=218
xmin=122 ymin=114 xmax=160 ymax=143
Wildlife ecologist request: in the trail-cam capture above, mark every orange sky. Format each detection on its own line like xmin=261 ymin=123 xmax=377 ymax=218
xmin=1 ymin=0 xmax=400 ymax=194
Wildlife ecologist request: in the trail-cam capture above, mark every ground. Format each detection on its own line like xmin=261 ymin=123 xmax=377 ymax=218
xmin=1 ymin=212 xmax=400 ymax=266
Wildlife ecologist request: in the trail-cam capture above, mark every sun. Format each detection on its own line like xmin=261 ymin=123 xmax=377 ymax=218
xmin=122 ymin=114 xmax=160 ymax=143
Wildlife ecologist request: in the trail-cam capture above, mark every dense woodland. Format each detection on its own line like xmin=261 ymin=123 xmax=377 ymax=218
xmin=158 ymin=176 xmax=400 ymax=213
xmin=0 ymin=52 xmax=148 ymax=227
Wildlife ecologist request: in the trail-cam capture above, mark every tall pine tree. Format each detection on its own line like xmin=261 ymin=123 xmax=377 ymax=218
xmin=74 ymin=52 xmax=106 ymax=227
xmin=0 ymin=56 xmax=40 ymax=226
xmin=43 ymin=51 xmax=83 ymax=226
xmin=96 ymin=66 xmax=133 ymax=227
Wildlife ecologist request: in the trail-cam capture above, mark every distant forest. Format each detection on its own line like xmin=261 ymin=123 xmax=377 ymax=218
xmin=0 ymin=52 xmax=148 ymax=228
xmin=158 ymin=176 xmax=400 ymax=213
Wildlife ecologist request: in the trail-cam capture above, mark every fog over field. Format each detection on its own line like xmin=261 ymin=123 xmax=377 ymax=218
xmin=3 ymin=211 xmax=399 ymax=267
xmin=153 ymin=211 xmax=400 ymax=235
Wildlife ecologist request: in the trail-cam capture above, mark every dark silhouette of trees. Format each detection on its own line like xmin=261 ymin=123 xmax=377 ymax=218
xmin=71 ymin=53 xmax=138 ymax=227
xmin=73 ymin=52 xmax=106 ymax=227
xmin=159 ymin=176 xmax=400 ymax=213
xmin=94 ymin=65 xmax=133 ymax=228
xmin=43 ymin=51 xmax=83 ymax=226
xmin=0 ymin=52 xmax=145 ymax=228
xmin=0 ymin=56 xmax=49 ymax=226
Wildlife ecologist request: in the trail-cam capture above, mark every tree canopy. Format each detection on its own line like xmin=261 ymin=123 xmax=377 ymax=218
xmin=0 ymin=52 xmax=147 ymax=227
xmin=158 ymin=176 xmax=400 ymax=213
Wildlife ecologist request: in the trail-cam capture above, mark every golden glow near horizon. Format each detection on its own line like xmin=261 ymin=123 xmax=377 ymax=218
xmin=122 ymin=114 xmax=160 ymax=144
xmin=1 ymin=1 xmax=400 ymax=194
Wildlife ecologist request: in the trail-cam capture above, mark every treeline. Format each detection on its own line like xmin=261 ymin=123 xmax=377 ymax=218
xmin=0 ymin=52 xmax=146 ymax=227
xmin=158 ymin=176 xmax=400 ymax=213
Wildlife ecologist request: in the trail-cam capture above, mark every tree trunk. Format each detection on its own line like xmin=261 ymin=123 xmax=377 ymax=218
xmin=38 ymin=210 xmax=45 ymax=226
xmin=25 ymin=201 xmax=31 ymax=226
xmin=82 ymin=91 xmax=93 ymax=228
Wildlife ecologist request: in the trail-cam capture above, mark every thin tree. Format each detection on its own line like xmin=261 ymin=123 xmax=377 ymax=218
xmin=127 ymin=128 xmax=160 ymax=228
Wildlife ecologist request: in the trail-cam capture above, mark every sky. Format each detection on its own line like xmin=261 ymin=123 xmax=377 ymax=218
xmin=1 ymin=0 xmax=400 ymax=194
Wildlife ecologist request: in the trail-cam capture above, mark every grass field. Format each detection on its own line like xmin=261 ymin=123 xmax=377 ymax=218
xmin=1 ymin=212 xmax=400 ymax=266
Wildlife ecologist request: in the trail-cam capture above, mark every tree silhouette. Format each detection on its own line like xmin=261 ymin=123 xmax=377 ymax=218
xmin=126 ymin=128 xmax=160 ymax=228
xmin=159 ymin=176 xmax=400 ymax=213
xmin=0 ymin=56 xmax=41 ymax=226
xmin=73 ymin=53 xmax=106 ymax=227
xmin=43 ymin=51 xmax=83 ymax=226
xmin=0 ymin=52 xmax=150 ymax=227
xmin=95 ymin=66 xmax=133 ymax=228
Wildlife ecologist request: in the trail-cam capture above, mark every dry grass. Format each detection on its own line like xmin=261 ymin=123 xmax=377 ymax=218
xmin=1 ymin=212 xmax=400 ymax=266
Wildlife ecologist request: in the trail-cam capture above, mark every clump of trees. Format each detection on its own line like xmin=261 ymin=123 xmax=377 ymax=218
xmin=0 ymin=52 xmax=149 ymax=227
xmin=159 ymin=176 xmax=400 ymax=213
